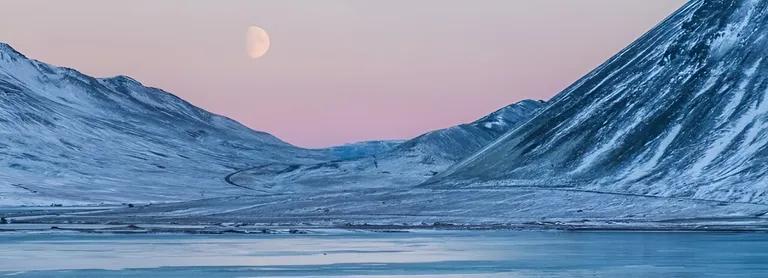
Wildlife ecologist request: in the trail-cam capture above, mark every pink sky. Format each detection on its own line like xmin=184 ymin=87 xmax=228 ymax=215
xmin=0 ymin=1 xmax=685 ymax=148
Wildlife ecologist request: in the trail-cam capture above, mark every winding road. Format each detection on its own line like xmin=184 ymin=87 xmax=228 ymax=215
xmin=224 ymin=163 xmax=303 ymax=192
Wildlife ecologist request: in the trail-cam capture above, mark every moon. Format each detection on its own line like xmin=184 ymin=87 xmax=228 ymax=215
xmin=247 ymin=26 xmax=270 ymax=58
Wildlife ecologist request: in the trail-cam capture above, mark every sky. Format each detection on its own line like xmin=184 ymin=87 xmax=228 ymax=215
xmin=0 ymin=1 xmax=686 ymax=148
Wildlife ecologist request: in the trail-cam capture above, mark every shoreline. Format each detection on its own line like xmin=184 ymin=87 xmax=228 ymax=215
xmin=3 ymin=221 xmax=768 ymax=234
xmin=3 ymin=204 xmax=768 ymax=234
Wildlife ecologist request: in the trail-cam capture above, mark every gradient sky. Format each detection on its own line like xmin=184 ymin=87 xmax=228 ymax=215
xmin=0 ymin=1 xmax=685 ymax=148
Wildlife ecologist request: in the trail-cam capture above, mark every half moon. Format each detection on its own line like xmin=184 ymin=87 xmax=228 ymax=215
xmin=247 ymin=26 xmax=271 ymax=58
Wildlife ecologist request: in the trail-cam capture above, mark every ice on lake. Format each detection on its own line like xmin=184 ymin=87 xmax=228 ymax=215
xmin=1 ymin=230 xmax=767 ymax=277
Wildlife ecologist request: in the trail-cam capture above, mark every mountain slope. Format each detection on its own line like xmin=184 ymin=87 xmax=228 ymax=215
xmin=326 ymin=140 xmax=404 ymax=160
xmin=225 ymin=100 xmax=545 ymax=192
xmin=392 ymin=99 xmax=545 ymax=163
xmin=429 ymin=0 xmax=768 ymax=204
xmin=0 ymin=43 xmax=326 ymax=205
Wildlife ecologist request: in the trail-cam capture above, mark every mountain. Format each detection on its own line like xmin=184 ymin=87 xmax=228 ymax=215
xmin=392 ymin=99 xmax=545 ymax=162
xmin=325 ymin=140 xmax=404 ymax=160
xmin=225 ymin=100 xmax=545 ymax=192
xmin=0 ymin=43 xmax=327 ymax=206
xmin=428 ymin=0 xmax=768 ymax=205
xmin=0 ymin=42 xmax=545 ymax=205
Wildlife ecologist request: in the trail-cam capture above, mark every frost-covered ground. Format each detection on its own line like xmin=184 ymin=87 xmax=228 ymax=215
xmin=6 ymin=187 xmax=767 ymax=231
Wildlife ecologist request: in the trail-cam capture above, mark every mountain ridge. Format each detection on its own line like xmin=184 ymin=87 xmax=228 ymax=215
xmin=0 ymin=42 xmax=327 ymax=205
xmin=224 ymin=99 xmax=545 ymax=193
xmin=427 ymin=0 xmax=768 ymax=205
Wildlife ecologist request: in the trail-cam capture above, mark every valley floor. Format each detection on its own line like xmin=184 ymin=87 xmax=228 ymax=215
xmin=3 ymin=186 xmax=768 ymax=232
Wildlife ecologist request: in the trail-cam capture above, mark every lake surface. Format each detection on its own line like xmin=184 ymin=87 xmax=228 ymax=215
xmin=0 ymin=230 xmax=767 ymax=277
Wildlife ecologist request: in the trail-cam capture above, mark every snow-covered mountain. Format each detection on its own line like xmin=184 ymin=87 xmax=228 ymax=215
xmin=225 ymin=100 xmax=544 ymax=192
xmin=0 ymin=43 xmax=327 ymax=205
xmin=325 ymin=140 xmax=403 ymax=160
xmin=393 ymin=99 xmax=545 ymax=163
xmin=429 ymin=0 xmax=768 ymax=205
xmin=0 ymin=42 xmax=546 ymax=205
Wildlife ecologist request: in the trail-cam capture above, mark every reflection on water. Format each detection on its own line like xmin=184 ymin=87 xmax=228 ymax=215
xmin=1 ymin=231 xmax=767 ymax=277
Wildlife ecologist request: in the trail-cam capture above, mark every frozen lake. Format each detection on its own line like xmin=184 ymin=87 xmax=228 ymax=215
xmin=1 ymin=230 xmax=767 ymax=277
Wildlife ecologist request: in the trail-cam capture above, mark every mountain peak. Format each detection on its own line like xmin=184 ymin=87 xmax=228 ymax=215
xmin=0 ymin=42 xmax=15 ymax=51
xmin=103 ymin=75 xmax=143 ymax=86
xmin=472 ymin=99 xmax=545 ymax=131
xmin=0 ymin=42 xmax=27 ymax=60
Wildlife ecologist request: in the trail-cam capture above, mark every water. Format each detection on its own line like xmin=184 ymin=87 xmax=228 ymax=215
xmin=1 ymin=230 xmax=767 ymax=277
